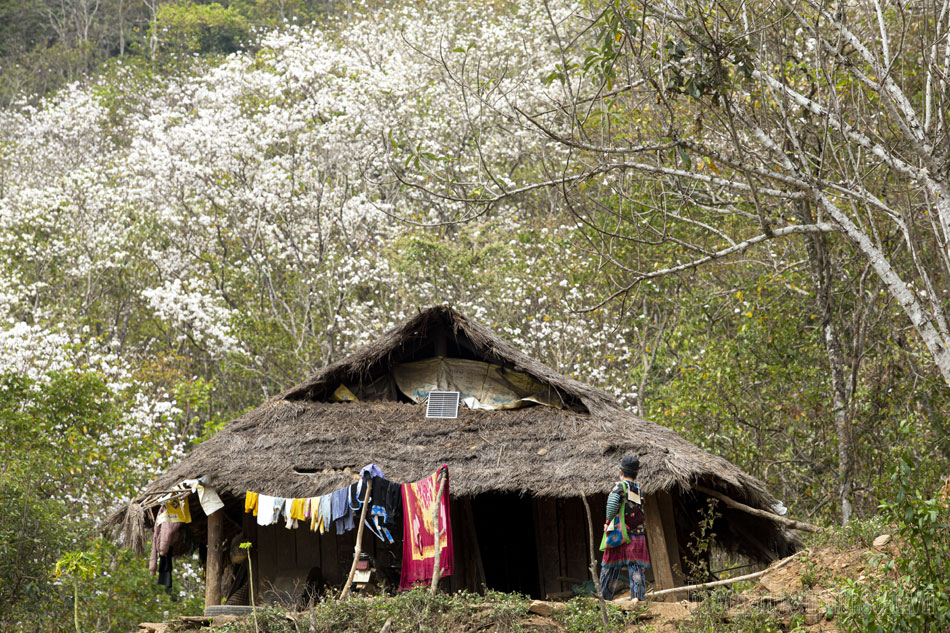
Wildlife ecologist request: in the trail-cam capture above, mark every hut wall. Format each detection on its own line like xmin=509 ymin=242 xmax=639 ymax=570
xmin=246 ymin=492 xmax=626 ymax=602
xmin=256 ymin=523 xmax=360 ymax=604
xmin=532 ymin=494 xmax=607 ymax=598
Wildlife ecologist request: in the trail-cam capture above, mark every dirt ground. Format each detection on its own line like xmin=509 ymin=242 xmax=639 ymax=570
xmin=141 ymin=538 xmax=897 ymax=633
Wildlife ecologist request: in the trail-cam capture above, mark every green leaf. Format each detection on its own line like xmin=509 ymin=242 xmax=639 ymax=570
xmin=677 ymin=147 xmax=692 ymax=170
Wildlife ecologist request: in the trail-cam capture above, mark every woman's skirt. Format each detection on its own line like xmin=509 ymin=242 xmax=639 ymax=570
xmin=602 ymin=534 xmax=650 ymax=568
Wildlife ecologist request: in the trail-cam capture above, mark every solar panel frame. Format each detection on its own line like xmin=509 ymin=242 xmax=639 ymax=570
xmin=425 ymin=390 xmax=460 ymax=418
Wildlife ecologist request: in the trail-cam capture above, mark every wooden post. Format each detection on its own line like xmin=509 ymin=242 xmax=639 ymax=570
xmin=643 ymin=491 xmax=683 ymax=597
xmin=204 ymin=509 xmax=224 ymax=610
xmin=429 ymin=469 xmax=448 ymax=594
xmin=341 ymin=479 xmax=373 ymax=599
xmin=580 ymin=493 xmax=610 ymax=629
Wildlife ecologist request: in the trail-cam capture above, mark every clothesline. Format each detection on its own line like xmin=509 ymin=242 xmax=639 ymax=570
xmin=241 ymin=463 xmax=454 ymax=591
xmin=243 ymin=463 xmax=398 ymax=544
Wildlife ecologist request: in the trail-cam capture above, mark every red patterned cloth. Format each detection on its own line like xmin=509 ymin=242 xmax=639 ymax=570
xmin=601 ymin=536 xmax=651 ymax=567
xmin=399 ymin=466 xmax=453 ymax=590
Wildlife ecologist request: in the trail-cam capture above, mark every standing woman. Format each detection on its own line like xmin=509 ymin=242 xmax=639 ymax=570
xmin=600 ymin=455 xmax=651 ymax=601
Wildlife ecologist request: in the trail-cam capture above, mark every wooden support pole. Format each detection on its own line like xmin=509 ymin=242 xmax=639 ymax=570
xmin=204 ymin=509 xmax=224 ymax=610
xmin=429 ymin=469 xmax=448 ymax=594
xmin=693 ymin=485 xmax=823 ymax=533
xmin=340 ymin=478 xmax=373 ymax=599
xmin=580 ymin=493 xmax=610 ymax=630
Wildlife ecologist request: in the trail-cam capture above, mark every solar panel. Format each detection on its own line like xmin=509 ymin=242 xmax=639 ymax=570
xmin=425 ymin=390 xmax=460 ymax=419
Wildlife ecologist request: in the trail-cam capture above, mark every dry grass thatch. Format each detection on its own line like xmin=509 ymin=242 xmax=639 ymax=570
xmin=106 ymin=306 xmax=799 ymax=560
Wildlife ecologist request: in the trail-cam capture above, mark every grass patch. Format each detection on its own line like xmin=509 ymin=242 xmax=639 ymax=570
xmin=216 ymin=589 xmax=531 ymax=633
xmin=676 ymin=588 xmax=783 ymax=633
xmin=553 ymin=597 xmax=644 ymax=633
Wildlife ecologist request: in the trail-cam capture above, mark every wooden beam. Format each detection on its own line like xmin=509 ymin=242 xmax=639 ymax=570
xmin=643 ymin=492 xmax=678 ymax=595
xmin=204 ymin=510 xmax=224 ymax=609
xmin=693 ymin=485 xmax=823 ymax=533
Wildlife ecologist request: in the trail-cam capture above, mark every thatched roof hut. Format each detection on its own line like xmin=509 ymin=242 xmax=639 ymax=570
xmin=110 ymin=305 xmax=800 ymax=606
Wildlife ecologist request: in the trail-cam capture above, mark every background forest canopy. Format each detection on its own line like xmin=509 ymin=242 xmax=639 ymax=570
xmin=0 ymin=0 xmax=948 ymax=630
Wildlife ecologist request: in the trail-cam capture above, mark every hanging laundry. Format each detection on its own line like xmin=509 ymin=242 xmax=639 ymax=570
xmin=283 ymin=500 xmax=298 ymax=529
xmin=156 ymin=554 xmax=173 ymax=589
xmin=310 ymin=496 xmax=328 ymax=533
xmin=361 ymin=463 xmax=385 ymax=479
xmin=331 ymin=486 xmax=354 ymax=534
xmin=290 ymin=498 xmax=307 ymax=521
xmin=257 ymin=495 xmax=283 ymax=526
xmin=370 ymin=477 xmax=402 ymax=519
xmin=149 ymin=508 xmax=182 ymax=589
xmin=353 ymin=463 xmax=384 ymax=504
xmin=368 ymin=505 xmax=395 ymax=543
xmin=196 ymin=481 xmax=224 ymax=515
xmin=400 ymin=466 xmax=453 ymax=590
xmin=349 ymin=481 xmax=365 ymax=511
xmin=178 ymin=478 xmax=224 ymax=515
xmin=164 ymin=497 xmax=191 ymax=523
xmin=320 ymin=494 xmax=333 ymax=533
xmin=245 ymin=491 xmax=259 ymax=516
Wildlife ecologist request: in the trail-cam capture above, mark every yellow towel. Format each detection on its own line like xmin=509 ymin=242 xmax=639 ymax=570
xmin=290 ymin=498 xmax=307 ymax=521
xmin=245 ymin=491 xmax=259 ymax=516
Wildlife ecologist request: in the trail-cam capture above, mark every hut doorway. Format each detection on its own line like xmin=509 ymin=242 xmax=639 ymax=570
xmin=470 ymin=492 xmax=542 ymax=598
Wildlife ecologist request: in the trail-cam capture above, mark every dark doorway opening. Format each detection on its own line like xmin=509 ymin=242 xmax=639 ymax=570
xmin=470 ymin=492 xmax=541 ymax=597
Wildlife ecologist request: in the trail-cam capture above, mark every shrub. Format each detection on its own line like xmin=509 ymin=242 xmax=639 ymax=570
xmin=836 ymin=456 xmax=950 ymax=633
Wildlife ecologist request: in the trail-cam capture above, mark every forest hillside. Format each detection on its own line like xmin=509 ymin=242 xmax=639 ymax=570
xmin=0 ymin=0 xmax=948 ymax=631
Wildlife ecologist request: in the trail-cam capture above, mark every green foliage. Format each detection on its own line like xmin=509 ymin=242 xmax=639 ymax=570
xmin=0 ymin=370 xmax=203 ymax=632
xmin=224 ymin=590 xmax=531 ymax=633
xmin=805 ymin=514 xmax=890 ymax=550
xmin=836 ymin=456 xmax=950 ymax=633
xmin=553 ymin=597 xmax=638 ymax=633
xmin=797 ymin=555 xmax=824 ymax=590
xmin=151 ymin=2 xmax=251 ymax=56
xmin=0 ymin=463 xmax=71 ymax=624
xmin=678 ymin=588 xmax=784 ymax=633
xmin=683 ymin=498 xmax=720 ymax=583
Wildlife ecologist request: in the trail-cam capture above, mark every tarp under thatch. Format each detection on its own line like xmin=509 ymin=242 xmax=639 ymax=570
xmin=107 ymin=305 xmax=799 ymax=561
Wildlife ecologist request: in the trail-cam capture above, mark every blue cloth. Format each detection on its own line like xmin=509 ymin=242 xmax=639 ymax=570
xmin=353 ymin=463 xmax=385 ymax=510
xmin=320 ymin=494 xmax=332 ymax=532
xmin=360 ymin=463 xmax=384 ymax=479
xmin=331 ymin=487 xmax=354 ymax=534
xmin=600 ymin=561 xmax=646 ymax=600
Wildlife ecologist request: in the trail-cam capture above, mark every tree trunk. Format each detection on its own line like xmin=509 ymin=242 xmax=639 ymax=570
xmin=797 ymin=200 xmax=854 ymax=525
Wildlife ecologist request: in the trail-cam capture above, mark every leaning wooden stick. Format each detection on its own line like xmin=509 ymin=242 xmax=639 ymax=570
xmin=580 ymin=493 xmax=610 ymax=630
xmin=340 ymin=478 xmax=374 ymax=599
xmin=694 ymin=485 xmax=823 ymax=533
xmin=429 ymin=468 xmax=448 ymax=595
xmin=644 ymin=550 xmax=805 ymax=599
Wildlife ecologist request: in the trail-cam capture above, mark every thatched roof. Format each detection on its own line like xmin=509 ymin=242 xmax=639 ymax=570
xmin=108 ymin=306 xmax=799 ymax=560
